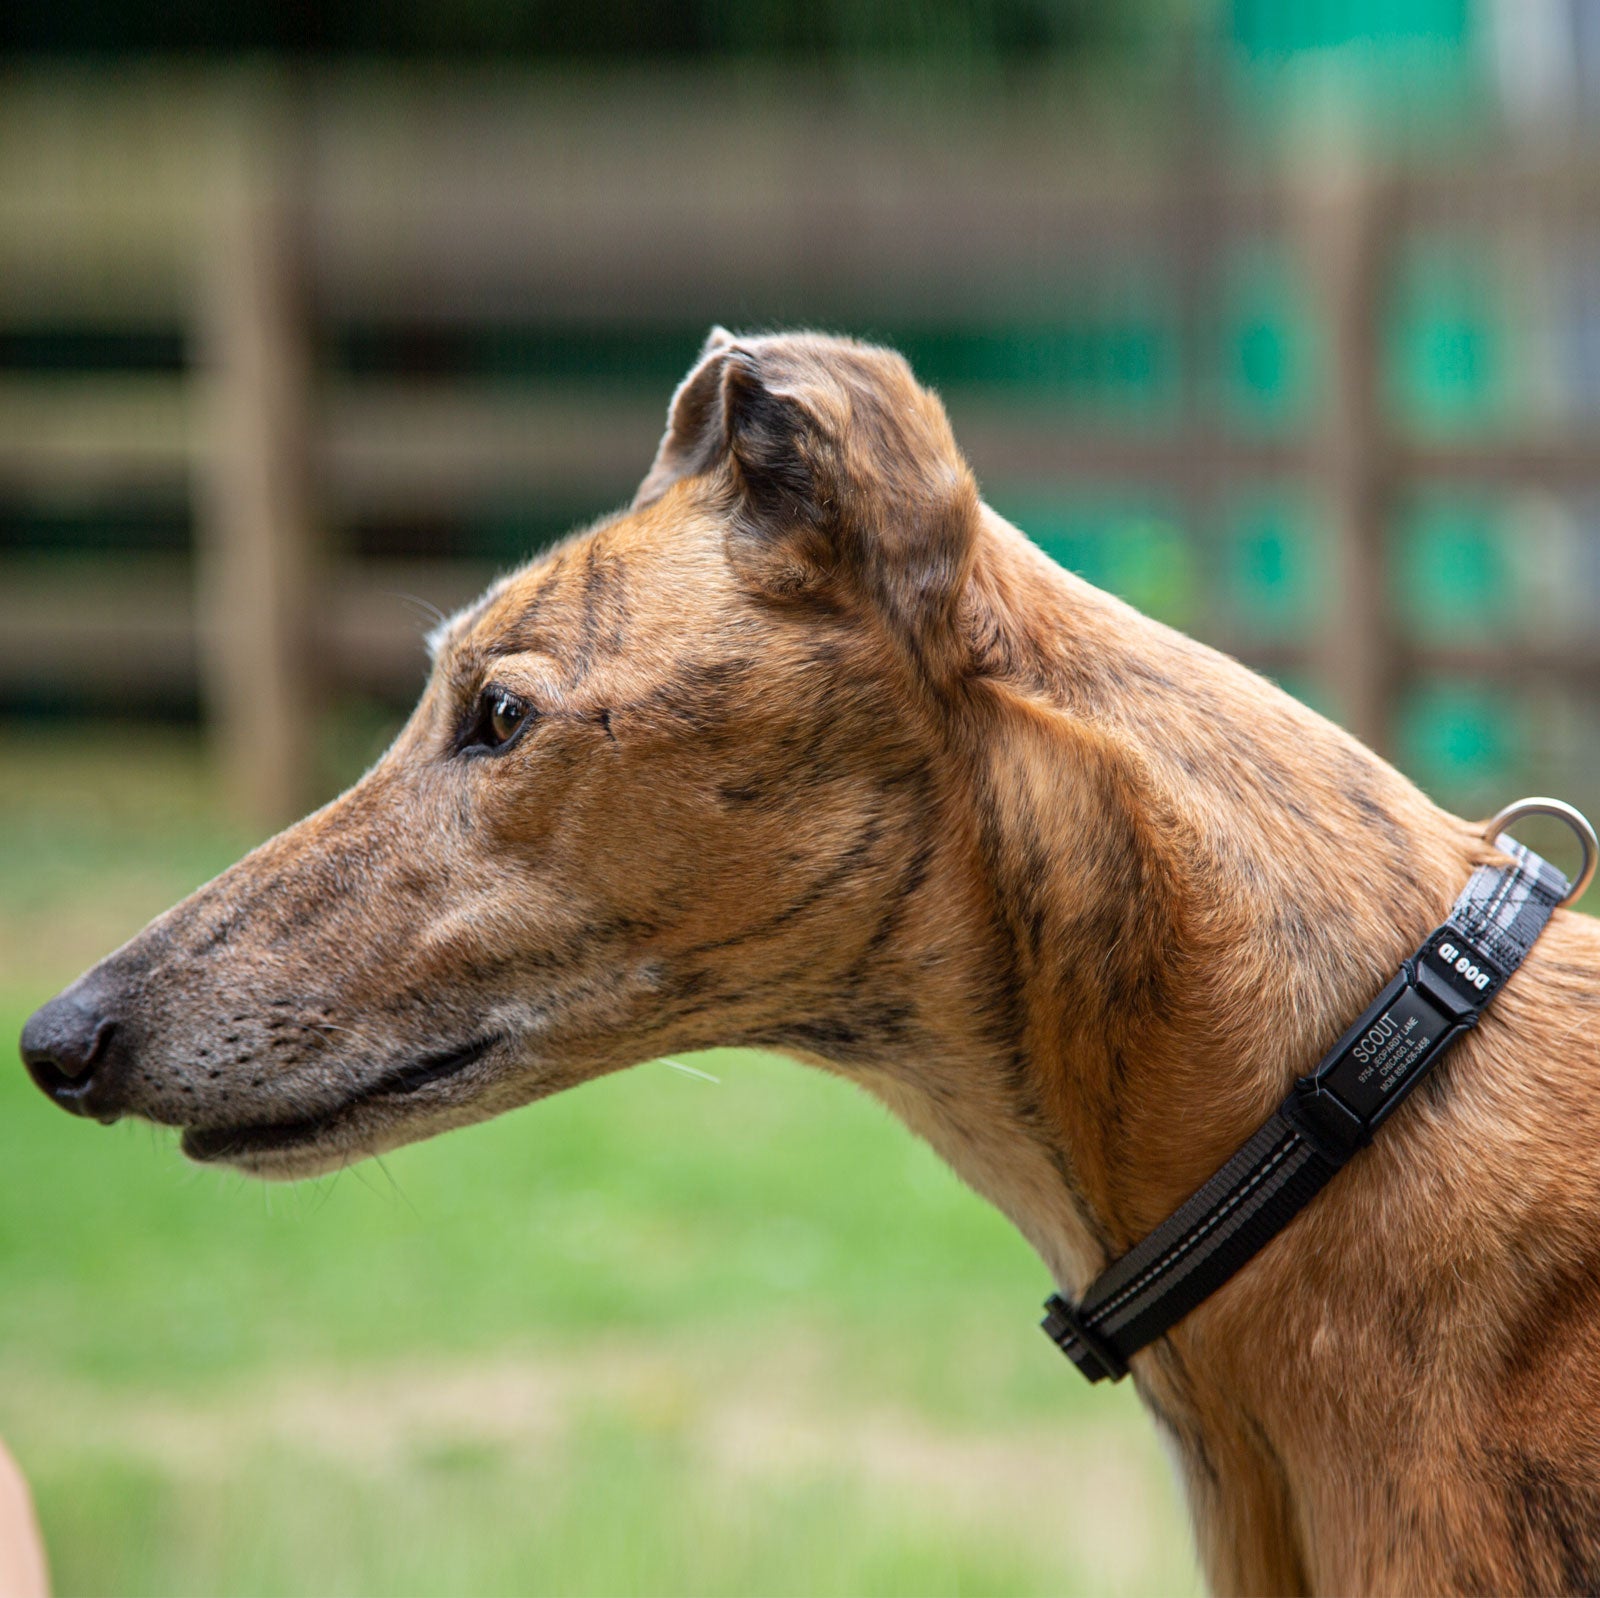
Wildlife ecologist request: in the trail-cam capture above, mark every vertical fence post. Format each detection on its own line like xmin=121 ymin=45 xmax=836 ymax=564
xmin=1298 ymin=162 xmax=1398 ymax=755
xmin=191 ymin=77 xmax=320 ymax=832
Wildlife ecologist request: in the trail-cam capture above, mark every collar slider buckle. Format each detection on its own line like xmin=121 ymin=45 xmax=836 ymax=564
xmin=1042 ymin=1293 xmax=1128 ymax=1383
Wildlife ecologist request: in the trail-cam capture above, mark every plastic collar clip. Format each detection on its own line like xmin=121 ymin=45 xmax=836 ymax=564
xmin=1042 ymin=1292 xmax=1129 ymax=1383
xmin=1284 ymin=927 xmax=1500 ymax=1163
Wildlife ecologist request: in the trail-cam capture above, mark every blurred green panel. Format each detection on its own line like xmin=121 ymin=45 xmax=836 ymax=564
xmin=335 ymin=324 xmax=710 ymax=386
xmin=0 ymin=328 xmax=186 ymax=373
xmin=1230 ymin=0 xmax=1469 ymax=53
xmin=1221 ymin=495 xmax=1320 ymax=635
xmin=1392 ymin=495 xmax=1514 ymax=635
xmin=0 ymin=502 xmax=189 ymax=554
xmin=1385 ymin=244 xmax=1504 ymax=432
xmin=1398 ymin=680 xmax=1518 ymax=792
xmin=471 ymin=498 xmax=609 ymax=562
xmin=998 ymin=493 xmax=1194 ymax=626
xmin=893 ymin=317 xmax=1179 ymax=417
xmin=1101 ymin=518 xmax=1194 ymax=623
xmin=1265 ymin=669 xmax=1334 ymax=718
xmin=1219 ymin=245 xmax=1316 ymax=432
xmin=477 ymin=325 xmax=710 ymax=387
xmin=1225 ymin=0 xmax=1483 ymax=142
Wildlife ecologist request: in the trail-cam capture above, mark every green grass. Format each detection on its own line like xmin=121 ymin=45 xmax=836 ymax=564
xmin=0 ymin=727 xmax=1195 ymax=1597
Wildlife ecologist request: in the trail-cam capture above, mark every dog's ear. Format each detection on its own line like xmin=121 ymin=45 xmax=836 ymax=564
xmin=633 ymin=326 xmax=738 ymax=510
xmin=636 ymin=329 xmax=981 ymax=678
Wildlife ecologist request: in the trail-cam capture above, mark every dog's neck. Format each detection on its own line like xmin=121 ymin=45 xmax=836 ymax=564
xmin=850 ymin=510 xmax=1492 ymax=1592
xmin=905 ymin=510 xmax=1480 ymax=1257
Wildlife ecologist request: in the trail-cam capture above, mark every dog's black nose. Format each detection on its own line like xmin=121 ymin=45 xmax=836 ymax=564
xmin=20 ymin=983 xmax=120 ymax=1118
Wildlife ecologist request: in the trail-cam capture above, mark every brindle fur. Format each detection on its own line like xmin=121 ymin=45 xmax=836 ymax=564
xmin=27 ymin=330 xmax=1600 ymax=1596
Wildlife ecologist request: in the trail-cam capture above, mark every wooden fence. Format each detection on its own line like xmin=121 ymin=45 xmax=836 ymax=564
xmin=3 ymin=67 xmax=1600 ymax=827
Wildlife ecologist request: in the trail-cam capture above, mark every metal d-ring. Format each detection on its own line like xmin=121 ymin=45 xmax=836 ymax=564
xmin=1486 ymin=796 xmax=1598 ymax=908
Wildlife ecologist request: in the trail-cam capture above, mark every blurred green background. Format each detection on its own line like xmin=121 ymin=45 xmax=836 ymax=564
xmin=5 ymin=0 xmax=1600 ymax=1593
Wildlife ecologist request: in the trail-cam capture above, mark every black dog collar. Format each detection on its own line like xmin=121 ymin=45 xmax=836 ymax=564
xmin=1044 ymin=797 xmax=1598 ymax=1385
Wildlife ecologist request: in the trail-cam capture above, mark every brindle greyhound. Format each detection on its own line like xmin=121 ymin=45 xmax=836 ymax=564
xmin=20 ymin=330 xmax=1600 ymax=1596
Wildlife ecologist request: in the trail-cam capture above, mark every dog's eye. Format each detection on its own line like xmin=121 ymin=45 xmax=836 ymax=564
xmin=488 ymin=693 xmax=525 ymax=745
xmin=486 ymin=694 xmax=531 ymax=748
xmin=472 ymin=688 xmax=532 ymax=751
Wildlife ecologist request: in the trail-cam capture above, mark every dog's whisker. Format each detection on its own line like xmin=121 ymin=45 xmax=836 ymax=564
xmin=307 ymin=1020 xmax=385 ymax=1050
xmin=655 ymin=1056 xmax=721 ymax=1085
xmin=305 ymin=1165 xmax=342 ymax=1216
xmin=390 ymin=590 xmax=449 ymax=631
xmin=347 ymin=1160 xmax=387 ymax=1201
xmin=372 ymin=1153 xmax=420 ymax=1216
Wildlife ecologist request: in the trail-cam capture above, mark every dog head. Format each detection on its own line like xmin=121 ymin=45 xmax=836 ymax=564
xmin=19 ymin=330 xmax=991 ymax=1177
